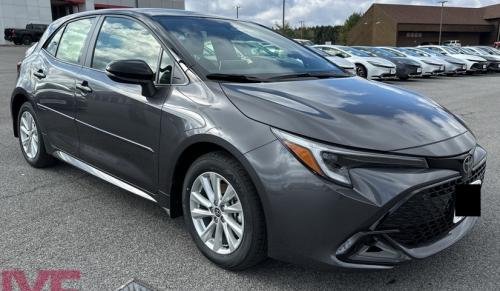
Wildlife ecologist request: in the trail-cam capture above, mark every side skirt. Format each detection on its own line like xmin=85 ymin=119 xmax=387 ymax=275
xmin=53 ymin=150 xmax=158 ymax=203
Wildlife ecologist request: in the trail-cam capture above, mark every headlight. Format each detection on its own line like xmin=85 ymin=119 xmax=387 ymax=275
xmin=272 ymin=128 xmax=428 ymax=187
xmin=367 ymin=61 xmax=386 ymax=67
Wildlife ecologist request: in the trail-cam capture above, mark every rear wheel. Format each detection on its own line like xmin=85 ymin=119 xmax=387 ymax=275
xmin=182 ymin=151 xmax=266 ymax=270
xmin=355 ymin=64 xmax=368 ymax=78
xmin=17 ymin=102 xmax=55 ymax=168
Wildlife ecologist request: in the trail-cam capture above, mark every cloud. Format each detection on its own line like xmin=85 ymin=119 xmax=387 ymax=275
xmin=186 ymin=0 xmax=499 ymax=27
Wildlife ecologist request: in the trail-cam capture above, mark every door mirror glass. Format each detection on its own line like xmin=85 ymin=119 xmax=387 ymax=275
xmin=106 ymin=60 xmax=156 ymax=96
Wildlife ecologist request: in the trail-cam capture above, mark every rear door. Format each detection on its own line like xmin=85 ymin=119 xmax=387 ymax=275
xmin=33 ymin=17 xmax=96 ymax=155
xmin=75 ymin=16 xmax=175 ymax=192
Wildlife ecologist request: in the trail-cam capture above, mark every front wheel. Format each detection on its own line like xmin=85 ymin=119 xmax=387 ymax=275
xmin=355 ymin=64 xmax=368 ymax=78
xmin=182 ymin=152 xmax=266 ymax=270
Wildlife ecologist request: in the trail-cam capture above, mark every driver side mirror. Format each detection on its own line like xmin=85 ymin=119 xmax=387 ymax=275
xmin=106 ymin=60 xmax=156 ymax=97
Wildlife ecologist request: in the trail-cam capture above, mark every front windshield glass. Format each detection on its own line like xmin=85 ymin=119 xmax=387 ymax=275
xmin=155 ymin=16 xmax=344 ymax=77
xmin=461 ymin=48 xmax=479 ymax=55
xmin=341 ymin=46 xmax=372 ymax=57
xmin=443 ymin=46 xmax=461 ymax=54
xmin=376 ymin=48 xmax=405 ymax=57
xmin=403 ymin=48 xmax=430 ymax=57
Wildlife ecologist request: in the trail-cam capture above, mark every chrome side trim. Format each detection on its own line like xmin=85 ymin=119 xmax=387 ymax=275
xmin=53 ymin=150 xmax=157 ymax=203
xmin=38 ymin=103 xmax=75 ymax=120
xmin=75 ymin=119 xmax=154 ymax=153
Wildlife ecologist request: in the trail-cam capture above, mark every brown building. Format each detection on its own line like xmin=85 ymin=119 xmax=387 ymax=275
xmin=348 ymin=3 xmax=500 ymax=46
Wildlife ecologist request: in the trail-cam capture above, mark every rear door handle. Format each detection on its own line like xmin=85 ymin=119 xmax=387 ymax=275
xmin=76 ymin=81 xmax=92 ymax=94
xmin=33 ymin=69 xmax=46 ymax=79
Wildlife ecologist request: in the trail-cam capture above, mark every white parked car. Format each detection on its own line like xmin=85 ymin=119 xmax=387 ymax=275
xmin=383 ymin=47 xmax=446 ymax=76
xmin=462 ymin=47 xmax=500 ymax=71
xmin=420 ymin=45 xmax=488 ymax=73
xmin=310 ymin=47 xmax=356 ymax=75
xmin=294 ymin=39 xmax=314 ymax=46
xmin=416 ymin=47 xmax=468 ymax=75
xmin=314 ymin=45 xmax=396 ymax=79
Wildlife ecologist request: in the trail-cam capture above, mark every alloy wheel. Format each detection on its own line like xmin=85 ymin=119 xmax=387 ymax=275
xmin=19 ymin=111 xmax=39 ymax=160
xmin=189 ymin=172 xmax=244 ymax=255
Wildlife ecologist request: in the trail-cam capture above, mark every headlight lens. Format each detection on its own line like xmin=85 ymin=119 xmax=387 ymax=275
xmin=272 ymin=128 xmax=428 ymax=187
xmin=367 ymin=61 xmax=386 ymax=67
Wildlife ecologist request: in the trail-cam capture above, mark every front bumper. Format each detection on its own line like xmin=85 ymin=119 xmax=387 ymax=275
xmin=370 ymin=66 xmax=397 ymax=79
xmin=245 ymin=140 xmax=486 ymax=269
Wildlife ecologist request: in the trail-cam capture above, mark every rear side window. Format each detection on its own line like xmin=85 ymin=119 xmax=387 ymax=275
xmin=56 ymin=18 xmax=94 ymax=64
xmin=45 ymin=28 xmax=64 ymax=56
xmin=92 ymin=17 xmax=161 ymax=71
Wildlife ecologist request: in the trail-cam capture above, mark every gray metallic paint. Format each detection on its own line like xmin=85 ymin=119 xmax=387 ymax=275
xmin=10 ymin=9 xmax=486 ymax=269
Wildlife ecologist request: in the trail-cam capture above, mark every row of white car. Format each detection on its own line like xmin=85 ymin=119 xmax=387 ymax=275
xmin=306 ymin=44 xmax=500 ymax=80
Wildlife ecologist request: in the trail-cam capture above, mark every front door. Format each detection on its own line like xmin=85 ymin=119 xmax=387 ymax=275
xmin=75 ymin=16 xmax=175 ymax=192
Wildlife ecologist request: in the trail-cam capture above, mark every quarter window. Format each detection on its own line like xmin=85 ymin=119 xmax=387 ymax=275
xmin=45 ymin=28 xmax=64 ymax=56
xmin=56 ymin=18 xmax=94 ymax=64
xmin=158 ymin=50 xmax=174 ymax=84
xmin=92 ymin=17 xmax=161 ymax=72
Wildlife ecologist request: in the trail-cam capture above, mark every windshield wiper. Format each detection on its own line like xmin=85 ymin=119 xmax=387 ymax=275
xmin=265 ymin=72 xmax=346 ymax=81
xmin=206 ymin=73 xmax=265 ymax=83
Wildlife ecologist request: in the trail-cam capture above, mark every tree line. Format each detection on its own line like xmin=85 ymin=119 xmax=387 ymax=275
xmin=273 ymin=12 xmax=362 ymax=45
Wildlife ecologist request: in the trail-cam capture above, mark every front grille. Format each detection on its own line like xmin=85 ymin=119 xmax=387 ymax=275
xmin=378 ymin=162 xmax=486 ymax=248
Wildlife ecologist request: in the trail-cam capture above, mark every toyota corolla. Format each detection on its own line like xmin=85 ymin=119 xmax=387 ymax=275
xmin=11 ymin=9 xmax=486 ymax=270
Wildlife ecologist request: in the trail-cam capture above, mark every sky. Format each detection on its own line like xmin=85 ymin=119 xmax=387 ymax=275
xmin=185 ymin=0 xmax=500 ymax=27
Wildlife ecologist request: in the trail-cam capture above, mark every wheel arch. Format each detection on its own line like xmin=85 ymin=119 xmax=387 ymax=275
xmin=10 ymin=88 xmax=33 ymax=137
xmin=166 ymin=134 xmax=269 ymax=221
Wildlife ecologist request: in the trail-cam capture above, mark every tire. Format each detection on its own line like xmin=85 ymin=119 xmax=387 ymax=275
xmin=355 ymin=64 xmax=368 ymax=78
xmin=22 ymin=35 xmax=32 ymax=46
xmin=14 ymin=40 xmax=22 ymax=45
xmin=182 ymin=151 xmax=266 ymax=270
xmin=17 ymin=102 xmax=55 ymax=168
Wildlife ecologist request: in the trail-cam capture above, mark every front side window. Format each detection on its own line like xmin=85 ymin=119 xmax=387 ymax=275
xmin=56 ymin=18 xmax=94 ymax=64
xmin=155 ymin=16 xmax=344 ymax=77
xmin=92 ymin=17 xmax=161 ymax=72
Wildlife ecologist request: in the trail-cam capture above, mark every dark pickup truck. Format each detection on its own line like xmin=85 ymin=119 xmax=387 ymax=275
xmin=4 ymin=23 xmax=47 ymax=45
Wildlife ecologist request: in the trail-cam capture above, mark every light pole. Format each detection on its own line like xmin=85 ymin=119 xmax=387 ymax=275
xmin=235 ymin=5 xmax=241 ymax=19
xmin=282 ymin=0 xmax=285 ymax=32
xmin=299 ymin=20 xmax=305 ymax=38
xmin=438 ymin=0 xmax=448 ymax=45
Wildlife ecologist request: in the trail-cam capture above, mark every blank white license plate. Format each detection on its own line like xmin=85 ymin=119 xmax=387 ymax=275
xmin=390 ymin=69 xmax=395 ymax=74
xmin=483 ymin=65 xmax=486 ymax=69
xmin=417 ymin=68 xmax=422 ymax=73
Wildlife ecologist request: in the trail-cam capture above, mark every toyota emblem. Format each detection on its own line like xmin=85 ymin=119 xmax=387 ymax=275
xmin=462 ymin=155 xmax=473 ymax=177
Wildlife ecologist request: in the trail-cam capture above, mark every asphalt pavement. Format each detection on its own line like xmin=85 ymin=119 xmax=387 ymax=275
xmin=0 ymin=46 xmax=499 ymax=290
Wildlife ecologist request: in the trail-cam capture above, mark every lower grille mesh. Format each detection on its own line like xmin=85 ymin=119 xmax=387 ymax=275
xmin=378 ymin=162 xmax=486 ymax=248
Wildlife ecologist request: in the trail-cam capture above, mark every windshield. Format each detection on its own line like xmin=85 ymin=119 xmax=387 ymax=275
xmin=155 ymin=16 xmax=344 ymax=78
xmin=443 ymin=46 xmax=461 ymax=54
xmin=341 ymin=46 xmax=372 ymax=57
xmin=461 ymin=48 xmax=479 ymax=55
xmin=376 ymin=48 xmax=405 ymax=57
xmin=402 ymin=48 xmax=430 ymax=57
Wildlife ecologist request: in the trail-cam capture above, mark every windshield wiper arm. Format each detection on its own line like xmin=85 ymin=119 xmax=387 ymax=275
xmin=265 ymin=72 xmax=345 ymax=81
xmin=206 ymin=73 xmax=264 ymax=83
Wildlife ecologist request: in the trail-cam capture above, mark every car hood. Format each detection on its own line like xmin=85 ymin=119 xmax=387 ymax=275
xmin=220 ymin=77 xmax=468 ymax=152
xmin=451 ymin=54 xmax=486 ymax=62
xmin=325 ymin=56 xmax=355 ymax=69
xmin=364 ymin=57 xmax=396 ymax=67
xmin=442 ymin=55 xmax=466 ymax=64
xmin=418 ymin=56 xmax=446 ymax=65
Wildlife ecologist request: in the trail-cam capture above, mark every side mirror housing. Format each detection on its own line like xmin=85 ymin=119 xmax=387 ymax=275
xmin=106 ymin=60 xmax=156 ymax=97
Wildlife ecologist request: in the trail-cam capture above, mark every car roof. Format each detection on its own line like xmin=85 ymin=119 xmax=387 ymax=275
xmin=58 ymin=8 xmax=229 ymax=22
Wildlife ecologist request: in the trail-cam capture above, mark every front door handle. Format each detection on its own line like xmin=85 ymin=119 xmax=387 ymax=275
xmin=33 ymin=69 xmax=46 ymax=79
xmin=76 ymin=81 xmax=92 ymax=94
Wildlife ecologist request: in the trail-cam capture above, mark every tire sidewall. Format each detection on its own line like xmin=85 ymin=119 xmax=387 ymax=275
xmin=18 ymin=103 xmax=42 ymax=165
xmin=182 ymin=154 xmax=257 ymax=268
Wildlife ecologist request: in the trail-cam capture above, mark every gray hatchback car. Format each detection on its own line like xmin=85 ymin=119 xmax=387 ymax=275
xmin=11 ymin=9 xmax=486 ymax=270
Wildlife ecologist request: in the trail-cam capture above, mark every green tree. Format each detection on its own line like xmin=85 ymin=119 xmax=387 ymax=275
xmin=274 ymin=22 xmax=296 ymax=38
xmin=341 ymin=12 xmax=362 ymax=44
